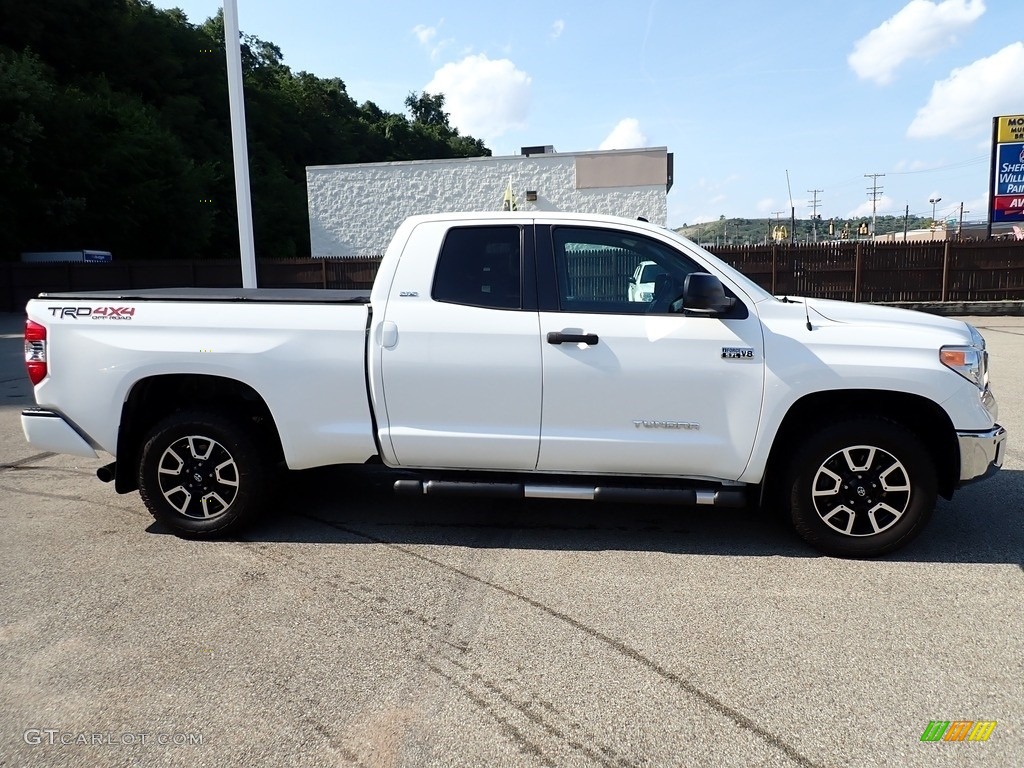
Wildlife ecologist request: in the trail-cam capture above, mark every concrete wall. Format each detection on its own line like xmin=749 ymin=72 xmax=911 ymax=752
xmin=306 ymin=148 xmax=669 ymax=257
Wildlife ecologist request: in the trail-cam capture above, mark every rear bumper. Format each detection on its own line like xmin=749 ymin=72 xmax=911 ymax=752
xmin=957 ymin=425 xmax=1006 ymax=484
xmin=21 ymin=409 xmax=98 ymax=458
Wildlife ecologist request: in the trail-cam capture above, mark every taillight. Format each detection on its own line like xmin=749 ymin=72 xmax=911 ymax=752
xmin=25 ymin=320 xmax=47 ymax=385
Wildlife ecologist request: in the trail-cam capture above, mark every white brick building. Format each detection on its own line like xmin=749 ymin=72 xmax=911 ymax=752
xmin=306 ymin=147 xmax=674 ymax=257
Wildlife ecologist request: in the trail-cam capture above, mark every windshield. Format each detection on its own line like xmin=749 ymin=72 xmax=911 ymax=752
xmin=639 ymin=263 xmax=665 ymax=283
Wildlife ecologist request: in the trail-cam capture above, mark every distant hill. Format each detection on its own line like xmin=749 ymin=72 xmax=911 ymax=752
xmin=675 ymin=215 xmax=933 ymax=245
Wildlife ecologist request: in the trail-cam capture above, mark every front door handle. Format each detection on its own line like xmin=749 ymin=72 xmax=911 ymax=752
xmin=547 ymin=331 xmax=599 ymax=345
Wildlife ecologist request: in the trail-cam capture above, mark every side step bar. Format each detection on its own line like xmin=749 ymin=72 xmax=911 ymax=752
xmin=393 ymin=479 xmax=746 ymax=508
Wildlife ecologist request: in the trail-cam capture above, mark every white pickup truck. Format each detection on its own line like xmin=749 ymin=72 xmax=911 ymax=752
xmin=22 ymin=212 xmax=1006 ymax=556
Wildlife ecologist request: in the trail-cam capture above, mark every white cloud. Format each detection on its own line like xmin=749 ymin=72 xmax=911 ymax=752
xmin=551 ymin=20 xmax=565 ymax=40
xmin=846 ymin=195 xmax=901 ymax=219
xmin=908 ymin=42 xmax=1024 ymax=139
xmin=599 ymin=118 xmax=648 ymax=150
xmin=413 ymin=22 xmax=438 ymax=46
xmin=893 ymin=158 xmax=939 ymax=172
xmin=756 ymin=198 xmax=776 ymax=213
xmin=699 ymin=174 xmax=739 ymax=188
xmin=848 ymin=0 xmax=985 ymax=85
xmin=426 ymin=55 xmax=532 ymax=142
xmin=413 ymin=20 xmax=452 ymax=60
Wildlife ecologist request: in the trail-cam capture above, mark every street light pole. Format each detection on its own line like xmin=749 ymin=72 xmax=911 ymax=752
xmin=929 ymin=196 xmax=942 ymax=226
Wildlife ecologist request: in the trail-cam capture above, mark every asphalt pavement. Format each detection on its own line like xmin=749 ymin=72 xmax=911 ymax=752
xmin=0 ymin=311 xmax=1021 ymax=767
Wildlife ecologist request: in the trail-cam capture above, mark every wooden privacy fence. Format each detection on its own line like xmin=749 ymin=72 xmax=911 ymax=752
xmin=713 ymin=239 xmax=1024 ymax=303
xmin=554 ymin=241 xmax=1024 ymax=304
xmin=563 ymin=248 xmax=643 ymax=302
xmin=2 ymin=241 xmax=1023 ymax=312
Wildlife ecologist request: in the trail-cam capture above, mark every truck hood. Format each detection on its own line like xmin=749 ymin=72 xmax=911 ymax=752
xmin=806 ymin=297 xmax=970 ymax=338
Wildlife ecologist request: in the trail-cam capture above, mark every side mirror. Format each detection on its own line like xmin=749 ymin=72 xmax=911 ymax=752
xmin=682 ymin=273 xmax=734 ymax=315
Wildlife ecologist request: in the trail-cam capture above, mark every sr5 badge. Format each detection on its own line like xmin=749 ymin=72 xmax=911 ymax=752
xmin=722 ymin=347 xmax=754 ymax=359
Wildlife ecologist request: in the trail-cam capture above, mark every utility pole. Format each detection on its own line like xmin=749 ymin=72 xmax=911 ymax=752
xmin=958 ymin=202 xmax=967 ymax=240
xmin=807 ymin=189 xmax=823 ymax=242
xmin=903 ymin=204 xmax=909 ymax=241
xmin=786 ymin=170 xmax=795 ymax=244
xmin=865 ymin=173 xmax=885 ymax=239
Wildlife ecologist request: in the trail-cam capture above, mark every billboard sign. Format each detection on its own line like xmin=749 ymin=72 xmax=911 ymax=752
xmin=995 ymin=143 xmax=1024 ymax=195
xmin=990 ymin=115 xmax=1024 ymax=228
xmin=997 ymin=115 xmax=1024 ymax=143
xmin=992 ymin=195 xmax=1024 ymax=222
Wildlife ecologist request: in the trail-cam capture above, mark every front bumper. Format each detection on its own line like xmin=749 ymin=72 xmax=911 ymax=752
xmin=957 ymin=425 xmax=1006 ymax=484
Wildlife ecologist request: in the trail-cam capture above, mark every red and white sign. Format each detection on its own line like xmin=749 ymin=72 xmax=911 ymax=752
xmin=993 ymin=195 xmax=1024 ymax=222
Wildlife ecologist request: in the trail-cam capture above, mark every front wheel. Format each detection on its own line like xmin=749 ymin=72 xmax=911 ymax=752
xmin=138 ymin=410 xmax=271 ymax=537
xmin=786 ymin=419 xmax=937 ymax=557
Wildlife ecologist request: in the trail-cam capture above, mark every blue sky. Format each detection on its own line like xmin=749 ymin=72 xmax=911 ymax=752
xmin=151 ymin=0 xmax=1020 ymax=229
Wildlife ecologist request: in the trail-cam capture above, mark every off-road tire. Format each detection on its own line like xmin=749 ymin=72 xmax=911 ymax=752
xmin=138 ymin=410 xmax=271 ymax=538
xmin=786 ymin=418 xmax=937 ymax=557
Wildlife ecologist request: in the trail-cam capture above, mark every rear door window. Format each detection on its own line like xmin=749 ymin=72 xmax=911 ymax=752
xmin=432 ymin=226 xmax=523 ymax=310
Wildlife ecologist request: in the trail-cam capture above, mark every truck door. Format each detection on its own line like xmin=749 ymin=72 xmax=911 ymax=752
xmin=536 ymin=224 xmax=765 ymax=480
xmin=377 ymin=221 xmax=543 ymax=470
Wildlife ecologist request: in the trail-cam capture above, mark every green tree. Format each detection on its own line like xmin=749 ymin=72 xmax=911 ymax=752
xmin=405 ymin=91 xmax=448 ymax=126
xmin=0 ymin=0 xmax=490 ymax=261
xmin=0 ymin=48 xmax=57 ymax=256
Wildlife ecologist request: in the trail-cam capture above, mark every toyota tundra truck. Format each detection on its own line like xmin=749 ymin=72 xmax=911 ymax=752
xmin=21 ymin=211 xmax=1006 ymax=556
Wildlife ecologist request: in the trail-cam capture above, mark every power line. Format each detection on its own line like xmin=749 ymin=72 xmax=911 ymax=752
xmin=887 ymin=155 xmax=989 ymax=175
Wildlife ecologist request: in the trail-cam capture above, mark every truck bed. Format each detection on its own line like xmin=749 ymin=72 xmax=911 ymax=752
xmin=38 ymin=287 xmax=370 ymax=304
xmin=27 ymin=290 xmax=376 ymax=469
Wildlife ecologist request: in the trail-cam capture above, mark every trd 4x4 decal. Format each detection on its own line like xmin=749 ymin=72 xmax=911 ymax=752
xmin=48 ymin=307 xmax=136 ymax=320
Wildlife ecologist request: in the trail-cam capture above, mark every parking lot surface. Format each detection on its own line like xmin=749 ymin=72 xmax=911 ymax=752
xmin=1 ymin=312 xmax=1021 ymax=767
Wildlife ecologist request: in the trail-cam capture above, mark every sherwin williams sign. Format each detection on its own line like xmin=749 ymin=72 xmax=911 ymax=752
xmin=995 ymin=143 xmax=1024 ymax=195
xmin=991 ymin=115 xmax=1024 ymax=224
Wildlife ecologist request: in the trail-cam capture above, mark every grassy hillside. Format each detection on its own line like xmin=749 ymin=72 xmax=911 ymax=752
xmin=676 ymin=214 xmax=933 ymax=245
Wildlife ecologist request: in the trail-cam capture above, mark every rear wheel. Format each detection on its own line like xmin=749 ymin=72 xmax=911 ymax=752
xmin=786 ymin=418 xmax=936 ymax=557
xmin=138 ymin=410 xmax=271 ymax=537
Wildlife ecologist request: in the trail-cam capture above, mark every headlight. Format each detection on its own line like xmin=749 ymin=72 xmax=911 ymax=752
xmin=940 ymin=333 xmax=988 ymax=390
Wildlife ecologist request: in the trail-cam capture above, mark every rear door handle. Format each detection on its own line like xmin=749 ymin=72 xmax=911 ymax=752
xmin=547 ymin=331 xmax=599 ymax=345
